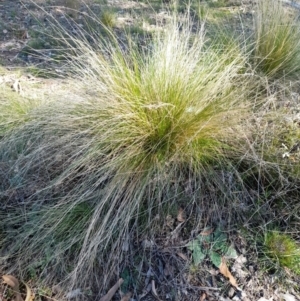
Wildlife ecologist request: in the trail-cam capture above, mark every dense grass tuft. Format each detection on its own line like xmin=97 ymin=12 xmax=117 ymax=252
xmin=0 ymin=82 xmax=37 ymax=137
xmin=0 ymin=17 xmax=257 ymax=295
xmin=253 ymin=0 xmax=300 ymax=78
xmin=265 ymin=231 xmax=300 ymax=275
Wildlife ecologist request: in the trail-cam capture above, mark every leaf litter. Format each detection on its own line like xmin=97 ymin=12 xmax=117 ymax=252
xmin=1 ymin=275 xmax=34 ymax=301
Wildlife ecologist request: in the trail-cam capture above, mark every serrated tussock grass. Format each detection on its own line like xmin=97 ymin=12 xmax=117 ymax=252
xmin=253 ymin=0 xmax=300 ymax=78
xmin=265 ymin=231 xmax=300 ymax=275
xmin=0 ymin=18 xmax=255 ymax=294
xmin=0 ymin=84 xmax=39 ymax=137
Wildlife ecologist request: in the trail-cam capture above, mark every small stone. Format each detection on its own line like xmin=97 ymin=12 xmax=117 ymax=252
xmin=141 ymin=239 xmax=155 ymax=249
xmin=228 ymin=287 xmax=235 ymax=298
xmin=66 ymin=289 xmax=82 ymax=299
xmin=3 ymin=29 xmax=8 ymax=34
xmin=280 ymin=293 xmax=296 ymax=301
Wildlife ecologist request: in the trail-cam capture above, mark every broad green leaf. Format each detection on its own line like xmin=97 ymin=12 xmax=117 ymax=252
xmin=224 ymin=245 xmax=238 ymax=259
xmin=187 ymin=240 xmax=200 ymax=252
xmin=192 ymin=245 xmax=206 ymax=265
xmin=187 ymin=240 xmax=206 ymax=265
xmin=213 ymin=228 xmax=228 ymax=251
xmin=213 ymin=227 xmax=224 ymax=239
xmin=209 ymin=251 xmax=222 ymax=268
xmin=214 ymin=239 xmax=229 ymax=252
xmin=120 ymin=267 xmax=131 ymax=293
xmin=197 ymin=227 xmax=213 ymax=243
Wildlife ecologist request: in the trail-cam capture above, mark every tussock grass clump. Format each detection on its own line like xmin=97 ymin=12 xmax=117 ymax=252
xmin=0 ymin=84 xmax=40 ymax=137
xmin=99 ymin=9 xmax=116 ymax=28
xmin=265 ymin=231 xmax=300 ymax=275
xmin=0 ymin=18 xmax=254 ymax=295
xmin=253 ymin=0 xmax=300 ymax=78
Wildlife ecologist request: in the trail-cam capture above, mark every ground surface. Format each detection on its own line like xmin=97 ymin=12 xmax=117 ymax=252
xmin=1 ymin=1 xmax=300 ymax=301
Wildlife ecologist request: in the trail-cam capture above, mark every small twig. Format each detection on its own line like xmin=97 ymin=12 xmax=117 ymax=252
xmin=177 ymin=284 xmax=221 ymax=291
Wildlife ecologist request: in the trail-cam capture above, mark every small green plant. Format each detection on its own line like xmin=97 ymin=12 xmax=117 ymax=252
xmin=25 ymin=66 xmax=57 ymax=78
xmin=10 ymin=10 xmax=17 ymax=18
xmin=0 ymin=84 xmax=40 ymax=136
xmin=124 ymin=24 xmax=148 ymax=36
xmin=187 ymin=227 xmax=237 ymax=267
xmin=265 ymin=231 xmax=300 ymax=275
xmin=100 ymin=9 xmax=116 ymax=28
xmin=253 ymin=0 xmax=300 ymax=78
xmin=20 ymin=38 xmax=47 ymax=55
xmin=193 ymin=1 xmax=232 ymax=25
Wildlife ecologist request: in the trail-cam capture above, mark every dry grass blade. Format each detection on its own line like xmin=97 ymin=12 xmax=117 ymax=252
xmin=120 ymin=292 xmax=132 ymax=301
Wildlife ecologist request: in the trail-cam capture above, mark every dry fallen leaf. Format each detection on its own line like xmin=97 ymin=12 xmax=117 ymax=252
xmin=99 ymin=278 xmax=124 ymax=301
xmin=120 ymin=292 xmax=132 ymax=301
xmin=200 ymin=292 xmax=207 ymax=301
xmin=2 ymin=275 xmax=19 ymax=289
xmin=177 ymin=252 xmax=188 ymax=261
xmin=24 ymin=283 xmax=34 ymax=301
xmin=2 ymin=275 xmax=24 ymax=301
xmin=200 ymin=227 xmax=214 ymax=236
xmin=177 ymin=208 xmax=186 ymax=222
xmin=151 ymin=280 xmax=162 ymax=301
xmin=219 ymin=258 xmax=239 ymax=290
